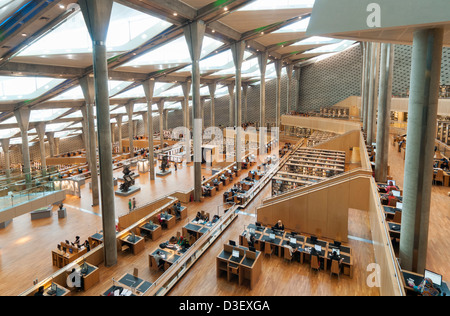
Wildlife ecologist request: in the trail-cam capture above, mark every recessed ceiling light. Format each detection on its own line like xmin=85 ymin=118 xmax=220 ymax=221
xmin=173 ymin=12 xmax=178 ymax=16
xmin=21 ymin=33 xmax=27 ymax=37
xmin=224 ymin=7 xmax=228 ymax=11
xmin=59 ymin=4 xmax=65 ymax=9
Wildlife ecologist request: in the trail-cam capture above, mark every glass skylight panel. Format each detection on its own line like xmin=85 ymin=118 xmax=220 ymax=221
xmin=46 ymin=122 xmax=72 ymax=132
xmin=0 ymin=76 xmax=65 ymax=101
xmin=10 ymin=136 xmax=36 ymax=145
xmin=29 ymin=109 xmax=70 ymax=122
xmin=294 ymin=36 xmax=341 ymax=46
xmin=239 ymin=0 xmax=315 ymax=11
xmin=51 ymin=85 xmax=84 ymax=101
xmin=123 ymin=36 xmax=224 ymax=67
xmin=54 ymin=131 xmax=71 ymax=139
xmin=0 ymin=116 xmax=16 ymax=125
xmin=273 ymin=17 xmax=311 ymax=33
xmin=62 ymin=110 xmax=83 ymax=119
xmin=18 ymin=2 xmax=173 ymax=57
xmin=305 ymin=40 xmax=356 ymax=54
xmin=0 ymin=127 xmax=20 ymax=139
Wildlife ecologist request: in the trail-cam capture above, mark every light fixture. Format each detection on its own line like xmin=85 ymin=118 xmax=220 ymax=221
xmin=21 ymin=33 xmax=27 ymax=37
xmin=224 ymin=7 xmax=228 ymax=11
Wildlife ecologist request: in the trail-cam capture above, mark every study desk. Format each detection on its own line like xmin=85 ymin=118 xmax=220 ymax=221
xmin=88 ymin=232 xmax=103 ymax=249
xmin=158 ymin=213 xmax=175 ymax=230
xmin=44 ymin=283 xmax=70 ymax=296
xmin=138 ymin=222 xmax=162 ymax=241
xmin=240 ymin=223 xmax=354 ymax=278
xmin=52 ymin=246 xmax=87 ymax=269
xmin=119 ymin=234 xmax=145 ymax=255
xmin=149 ymin=245 xmax=184 ymax=271
xmin=182 ymin=220 xmax=212 ymax=241
xmin=377 ymin=183 xmax=400 ymax=193
xmin=433 ymin=168 xmax=450 ymax=186
xmin=102 ymin=273 xmax=152 ymax=296
xmin=216 ymin=244 xmax=262 ymax=289
xmin=402 ymin=270 xmax=450 ymax=296
xmin=383 ymin=206 xmax=402 ymax=220
xmin=168 ymin=206 xmax=187 ymax=220
xmin=387 ymin=222 xmax=401 ymax=240
xmin=78 ymin=262 xmax=100 ymax=291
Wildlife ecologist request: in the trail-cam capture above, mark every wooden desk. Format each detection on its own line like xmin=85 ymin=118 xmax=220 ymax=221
xmin=103 ymin=273 xmax=152 ymax=296
xmin=157 ymin=213 xmax=175 ymax=230
xmin=44 ymin=283 xmax=70 ymax=296
xmin=52 ymin=246 xmax=87 ymax=269
xmin=119 ymin=234 xmax=145 ymax=255
xmin=401 ymin=270 xmax=450 ymax=296
xmin=216 ymin=244 xmax=262 ymax=289
xmin=138 ymin=222 xmax=162 ymax=241
xmin=149 ymin=246 xmax=183 ymax=271
xmin=182 ymin=220 xmax=212 ymax=241
xmin=79 ymin=263 xmax=100 ymax=291
xmin=387 ymin=222 xmax=401 ymax=240
xmin=88 ymin=232 xmax=103 ymax=249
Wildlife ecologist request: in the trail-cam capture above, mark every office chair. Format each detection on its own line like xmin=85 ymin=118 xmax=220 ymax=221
xmin=330 ymin=260 xmax=341 ymax=279
xmin=284 ymin=247 xmax=293 ymax=263
xmin=310 ymin=255 xmax=320 ymax=272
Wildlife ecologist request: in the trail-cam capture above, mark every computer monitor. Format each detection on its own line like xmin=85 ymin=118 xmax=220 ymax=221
xmin=269 ymin=233 xmax=275 ymax=240
xmin=392 ymin=190 xmax=401 ymax=197
xmin=62 ymin=247 xmax=67 ymax=253
xmin=290 ymin=237 xmax=297 ymax=245
xmin=396 ymin=202 xmax=403 ymax=210
xmin=255 ymin=222 xmax=261 ymax=227
xmin=311 ymin=236 xmax=318 ymax=244
xmin=69 ymin=248 xmax=73 ymax=254
xmin=332 ymin=248 xmax=340 ymax=256
xmin=389 ymin=180 xmax=396 ymax=186
xmin=232 ymin=250 xmax=239 ymax=258
xmin=57 ymin=244 xmax=61 ymax=251
xmin=314 ymin=245 xmax=322 ymax=252
xmin=229 ymin=240 xmax=236 ymax=246
xmin=50 ymin=283 xmax=57 ymax=292
xmin=333 ymin=241 xmax=342 ymax=248
xmin=424 ymin=270 xmax=442 ymax=286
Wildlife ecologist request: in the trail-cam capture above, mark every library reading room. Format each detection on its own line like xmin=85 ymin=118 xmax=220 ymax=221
xmin=0 ymin=0 xmax=449 ymax=300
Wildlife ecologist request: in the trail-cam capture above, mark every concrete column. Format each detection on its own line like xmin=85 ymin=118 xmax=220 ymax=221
xmin=157 ymin=100 xmax=165 ymax=144
xmin=258 ymin=51 xmax=268 ymax=153
xmin=80 ymin=112 xmax=91 ymax=170
xmin=375 ymin=43 xmax=395 ymax=183
xmin=227 ymin=84 xmax=234 ymax=127
xmin=200 ymin=100 xmax=204 ymax=130
xmin=116 ymin=115 xmax=123 ymax=153
xmin=142 ymin=79 xmax=156 ymax=180
xmin=14 ymin=108 xmax=31 ymax=184
xmin=184 ymin=20 xmax=205 ymax=202
xmin=367 ymin=43 xmax=381 ymax=145
xmin=400 ymin=28 xmax=444 ymax=273
xmin=1 ymin=138 xmax=11 ymax=183
xmin=35 ymin=122 xmax=47 ymax=176
xmin=258 ymin=51 xmax=268 ymax=129
xmin=164 ymin=109 xmax=169 ymax=130
xmin=208 ymin=82 xmax=216 ymax=127
xmin=80 ymin=76 xmax=100 ymax=207
xmin=294 ymin=67 xmax=301 ymax=111
xmin=79 ymin=0 xmax=117 ymax=267
xmin=243 ymin=84 xmax=248 ymax=124
xmin=141 ymin=113 xmax=148 ymax=138
xmin=181 ymin=81 xmax=191 ymax=130
xmin=286 ymin=64 xmax=294 ymax=114
xmin=46 ymin=132 xmax=55 ymax=157
xmin=125 ymin=103 xmax=134 ymax=156
xmin=231 ymin=40 xmax=245 ymax=169
xmin=274 ymin=59 xmax=283 ymax=129
xmin=363 ymin=42 xmax=373 ymax=133
xmin=111 ymin=123 xmax=115 ymax=144
xmin=54 ymin=138 xmax=60 ymax=156
xmin=360 ymin=42 xmax=367 ymax=121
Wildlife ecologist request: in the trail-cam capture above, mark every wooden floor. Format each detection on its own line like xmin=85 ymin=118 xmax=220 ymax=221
xmin=1 ymin=134 xmax=448 ymax=296
xmin=387 ymin=135 xmax=450 ymax=282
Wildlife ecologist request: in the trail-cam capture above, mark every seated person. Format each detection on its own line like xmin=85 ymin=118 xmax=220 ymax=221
xmin=246 ymin=233 xmax=256 ymax=248
xmin=273 ymin=220 xmax=285 ymax=231
xmin=173 ymin=203 xmax=181 ymax=218
xmin=231 ymin=184 xmax=239 ymax=194
xmin=202 ymin=185 xmax=211 ymax=197
xmin=212 ymin=214 xmax=220 ymax=224
xmin=330 ymin=250 xmax=344 ymax=266
xmin=158 ymin=214 xmax=168 ymax=229
xmin=441 ymin=158 xmax=449 ymax=170
xmin=387 ymin=191 xmax=399 ymax=207
xmin=407 ymin=278 xmax=441 ymax=296
xmin=153 ymin=251 xmax=165 ymax=270
xmin=194 ymin=212 xmax=203 ymax=222
xmin=169 ymin=236 xmax=178 ymax=244
xmin=385 ymin=181 xmax=397 ymax=193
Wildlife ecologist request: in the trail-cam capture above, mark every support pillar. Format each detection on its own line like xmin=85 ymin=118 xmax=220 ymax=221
xmin=286 ymin=64 xmax=294 ymax=114
xmin=35 ymin=122 xmax=47 ymax=176
xmin=258 ymin=51 xmax=268 ymax=153
xmin=142 ymin=79 xmax=156 ymax=180
xmin=46 ymin=132 xmax=55 ymax=157
xmin=80 ymin=76 xmax=100 ymax=207
xmin=116 ymin=115 xmax=123 ymax=154
xmin=400 ymin=28 xmax=444 ymax=273
xmin=182 ymin=81 xmax=191 ymax=130
xmin=274 ymin=59 xmax=283 ymax=129
xmin=184 ymin=20 xmax=205 ymax=202
xmin=111 ymin=122 xmax=115 ymax=144
xmin=1 ymin=139 xmax=11 ymax=183
xmin=125 ymin=103 xmax=134 ymax=156
xmin=367 ymin=43 xmax=381 ymax=145
xmin=363 ymin=42 xmax=373 ymax=133
xmin=14 ymin=108 xmax=31 ymax=184
xmin=157 ymin=100 xmax=165 ymax=144
xmin=208 ymin=82 xmax=216 ymax=127
xmin=243 ymin=84 xmax=248 ymax=124
xmin=231 ymin=40 xmax=245 ymax=169
xmin=141 ymin=113 xmax=148 ymax=138
xmin=79 ymin=0 xmax=117 ymax=267
xmin=375 ymin=43 xmax=395 ymax=183
xmin=227 ymin=84 xmax=234 ymax=127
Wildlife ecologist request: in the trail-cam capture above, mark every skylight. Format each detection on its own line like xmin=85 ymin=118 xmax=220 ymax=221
xmin=0 ymin=127 xmax=20 ymax=139
xmin=273 ymin=17 xmax=311 ymax=33
xmin=18 ymin=2 xmax=173 ymax=57
xmin=0 ymin=76 xmax=65 ymax=102
xmin=239 ymin=0 xmax=315 ymax=11
xmin=29 ymin=109 xmax=70 ymax=122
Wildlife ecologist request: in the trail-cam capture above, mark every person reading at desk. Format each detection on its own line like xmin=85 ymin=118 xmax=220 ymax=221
xmin=387 ymin=191 xmax=399 ymax=207
xmin=441 ymin=158 xmax=449 ymax=170
xmin=274 ymin=220 xmax=285 ymax=231
xmin=194 ymin=212 xmax=203 ymax=222
xmin=153 ymin=251 xmax=165 ymax=270
xmin=385 ymin=181 xmax=397 ymax=194
xmin=34 ymin=286 xmax=45 ymax=297
xmin=407 ymin=278 xmax=441 ymax=296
